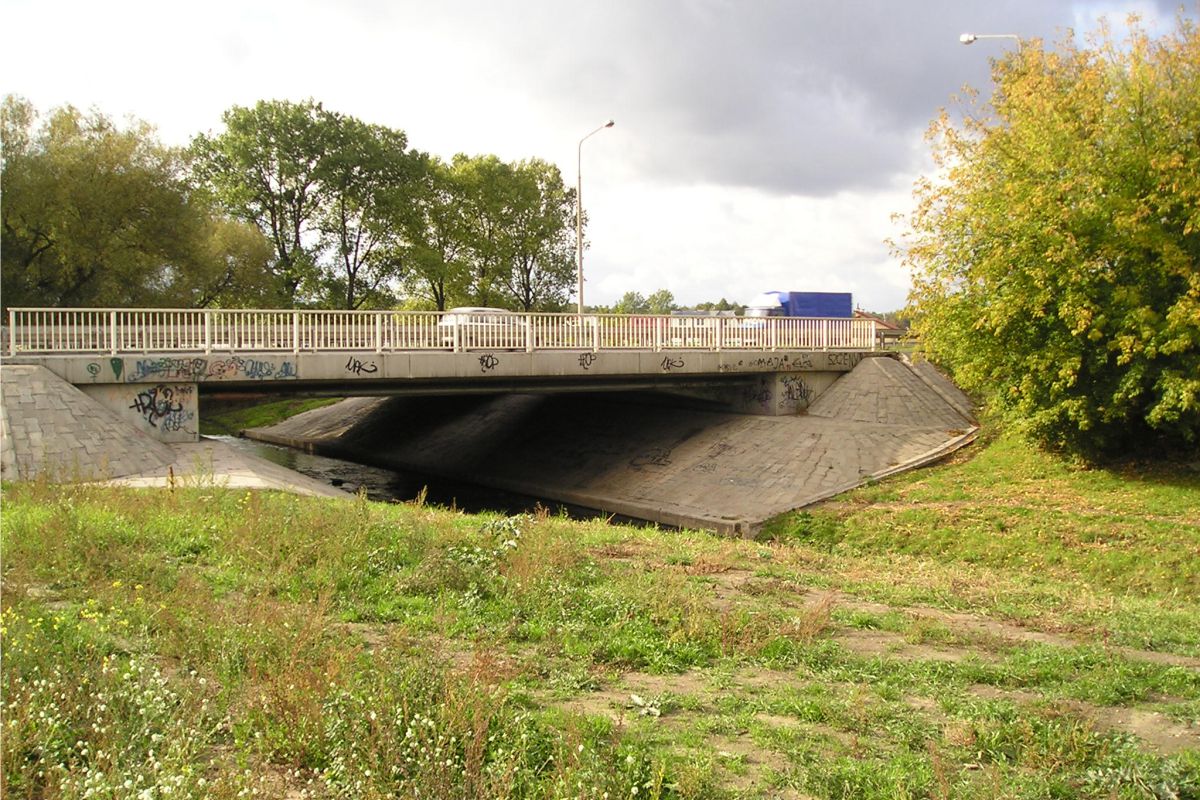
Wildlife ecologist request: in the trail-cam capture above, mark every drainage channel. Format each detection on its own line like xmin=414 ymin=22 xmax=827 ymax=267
xmin=207 ymin=434 xmax=624 ymax=523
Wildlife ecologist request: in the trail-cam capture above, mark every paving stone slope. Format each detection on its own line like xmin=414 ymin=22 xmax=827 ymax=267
xmin=808 ymin=355 xmax=973 ymax=429
xmin=1 ymin=365 xmax=176 ymax=481
xmin=252 ymin=356 xmax=978 ymax=532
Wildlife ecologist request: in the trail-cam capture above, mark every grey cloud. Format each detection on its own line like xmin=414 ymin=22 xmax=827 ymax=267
xmin=384 ymin=0 xmax=1187 ymax=196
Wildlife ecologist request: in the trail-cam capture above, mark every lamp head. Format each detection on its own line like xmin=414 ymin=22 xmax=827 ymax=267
xmin=959 ymin=33 xmax=977 ymax=44
xmin=604 ymin=119 xmax=615 ymax=128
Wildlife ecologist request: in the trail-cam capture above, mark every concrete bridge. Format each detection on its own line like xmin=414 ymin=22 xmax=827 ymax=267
xmin=1 ymin=307 xmax=981 ymax=534
xmin=5 ymin=307 xmax=882 ymax=443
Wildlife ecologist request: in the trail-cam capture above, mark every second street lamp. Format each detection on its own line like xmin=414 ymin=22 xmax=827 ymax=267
xmin=959 ymin=32 xmax=1021 ymax=45
xmin=577 ymin=119 xmax=615 ymax=316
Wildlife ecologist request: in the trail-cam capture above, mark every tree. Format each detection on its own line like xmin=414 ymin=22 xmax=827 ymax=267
xmin=452 ymin=154 xmax=513 ymax=307
xmin=646 ymin=289 xmax=677 ymax=315
xmin=501 ymin=159 xmax=576 ymax=311
xmin=1 ymin=96 xmax=273 ymax=309
xmin=191 ymin=100 xmax=336 ymax=305
xmin=613 ymin=291 xmax=649 ymax=314
xmin=402 ymin=156 xmax=470 ymax=311
xmin=900 ymin=18 xmax=1200 ymax=456
xmin=315 ymin=116 xmax=421 ymax=309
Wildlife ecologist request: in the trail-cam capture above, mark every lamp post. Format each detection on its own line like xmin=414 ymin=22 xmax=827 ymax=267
xmin=959 ymin=33 xmax=1021 ymax=45
xmin=576 ymin=119 xmax=614 ymax=315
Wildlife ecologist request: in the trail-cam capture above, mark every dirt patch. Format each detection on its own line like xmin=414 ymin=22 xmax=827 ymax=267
xmin=708 ymin=733 xmax=805 ymax=798
xmin=556 ymin=670 xmax=713 ymax=723
xmin=702 ymin=568 xmax=759 ymax=612
xmin=967 ymin=684 xmax=1200 ymax=756
xmin=834 ymin=628 xmax=987 ymax=663
xmin=1085 ymin=706 xmax=1199 ymax=756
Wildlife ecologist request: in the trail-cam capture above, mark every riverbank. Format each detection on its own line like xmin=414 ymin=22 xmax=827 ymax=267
xmin=4 ymin=434 xmax=1197 ymax=798
xmin=102 ymin=437 xmax=350 ymax=498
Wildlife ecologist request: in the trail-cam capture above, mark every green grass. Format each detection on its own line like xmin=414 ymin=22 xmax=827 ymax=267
xmin=198 ymin=396 xmax=342 ymax=436
xmin=2 ymin=431 xmax=1198 ymax=798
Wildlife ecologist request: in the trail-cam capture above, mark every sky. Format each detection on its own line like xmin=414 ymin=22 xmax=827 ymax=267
xmin=1 ymin=0 xmax=1189 ymax=312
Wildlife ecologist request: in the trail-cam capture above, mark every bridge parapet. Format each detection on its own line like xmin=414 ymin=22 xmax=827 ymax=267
xmin=6 ymin=308 xmax=877 ymax=356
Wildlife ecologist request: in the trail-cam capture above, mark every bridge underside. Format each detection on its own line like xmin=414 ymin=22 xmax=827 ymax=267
xmin=245 ymin=356 xmax=977 ymax=534
xmin=6 ymin=349 xmax=873 ymax=442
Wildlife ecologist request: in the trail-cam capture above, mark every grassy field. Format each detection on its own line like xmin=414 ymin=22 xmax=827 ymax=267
xmin=2 ymin=432 xmax=1198 ymax=799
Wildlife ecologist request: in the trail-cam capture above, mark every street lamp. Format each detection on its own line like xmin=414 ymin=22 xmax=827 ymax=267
xmin=576 ymin=119 xmax=614 ymax=315
xmin=959 ymin=33 xmax=1021 ymax=45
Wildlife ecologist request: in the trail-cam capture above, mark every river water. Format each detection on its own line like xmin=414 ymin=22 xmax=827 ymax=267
xmin=207 ymin=434 xmax=586 ymax=518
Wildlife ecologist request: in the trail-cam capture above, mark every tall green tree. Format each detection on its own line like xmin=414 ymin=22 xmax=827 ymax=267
xmin=1 ymin=96 xmax=272 ymax=309
xmin=191 ymin=100 xmax=336 ymax=306
xmin=500 ymin=159 xmax=577 ymax=311
xmin=402 ymin=156 xmax=471 ymax=311
xmin=901 ymin=18 xmax=1200 ymax=456
xmin=315 ymin=116 xmax=421 ymax=309
xmin=452 ymin=154 xmax=513 ymax=307
xmin=192 ymin=100 xmax=423 ymax=309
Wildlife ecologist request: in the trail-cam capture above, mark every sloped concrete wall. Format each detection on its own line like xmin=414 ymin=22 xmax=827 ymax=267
xmin=0 ymin=366 xmax=176 ymax=481
xmin=80 ymin=383 xmax=200 ymax=443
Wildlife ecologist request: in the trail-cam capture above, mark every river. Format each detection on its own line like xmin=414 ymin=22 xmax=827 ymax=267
xmin=207 ymin=434 xmax=599 ymax=519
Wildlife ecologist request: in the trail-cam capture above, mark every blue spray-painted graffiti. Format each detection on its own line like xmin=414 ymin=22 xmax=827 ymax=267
xmin=125 ymin=356 xmax=298 ymax=382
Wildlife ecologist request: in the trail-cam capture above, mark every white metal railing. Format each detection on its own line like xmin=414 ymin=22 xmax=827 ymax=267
xmin=5 ymin=308 xmax=877 ymax=356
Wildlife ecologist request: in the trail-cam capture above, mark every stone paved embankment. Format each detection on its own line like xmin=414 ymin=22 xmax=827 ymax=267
xmin=0 ymin=365 xmax=346 ymax=497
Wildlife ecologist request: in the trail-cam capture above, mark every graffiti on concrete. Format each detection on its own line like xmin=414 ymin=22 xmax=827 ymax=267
xmin=127 ymin=357 xmax=207 ymax=382
xmin=780 ymin=375 xmax=814 ymax=406
xmin=124 ymin=356 xmax=298 ymax=383
xmin=660 ymin=356 xmax=686 ymax=372
xmin=110 ymin=358 xmax=125 ymax=380
xmin=86 ymin=362 xmax=100 ymax=382
xmin=345 ymin=356 xmax=379 ymax=376
xmin=129 ymin=384 xmax=195 ymax=432
xmin=630 ymin=447 xmax=673 ymax=469
xmin=578 ymin=352 xmax=598 ymax=370
xmin=746 ymin=355 xmax=791 ymax=370
xmin=478 ymin=354 xmax=500 ymax=372
xmin=827 ymin=352 xmax=862 ymax=369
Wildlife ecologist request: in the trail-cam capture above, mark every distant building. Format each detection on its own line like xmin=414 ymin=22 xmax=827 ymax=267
xmin=853 ymin=310 xmax=906 ymax=348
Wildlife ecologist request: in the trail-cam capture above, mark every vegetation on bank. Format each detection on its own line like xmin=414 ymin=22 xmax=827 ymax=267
xmin=3 ymin=433 xmax=1198 ymax=798
xmin=198 ymin=397 xmax=343 ymax=437
xmin=901 ymin=18 xmax=1200 ymax=457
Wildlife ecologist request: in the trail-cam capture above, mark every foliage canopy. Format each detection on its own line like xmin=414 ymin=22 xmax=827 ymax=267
xmin=1 ymin=97 xmax=274 ymax=309
xmin=902 ymin=18 xmax=1200 ymax=457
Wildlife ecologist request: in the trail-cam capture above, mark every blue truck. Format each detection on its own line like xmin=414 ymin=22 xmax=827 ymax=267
xmin=745 ymin=291 xmax=853 ymax=318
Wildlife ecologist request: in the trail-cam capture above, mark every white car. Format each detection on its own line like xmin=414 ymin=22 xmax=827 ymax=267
xmin=437 ymin=307 xmax=526 ymax=349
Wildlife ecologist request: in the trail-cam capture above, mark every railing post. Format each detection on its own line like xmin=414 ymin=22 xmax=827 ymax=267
xmin=591 ymin=316 xmax=600 ymax=353
xmin=525 ymin=315 xmax=533 ymax=353
xmin=374 ymin=313 xmax=383 ymax=353
xmin=7 ymin=308 xmax=14 ymax=356
xmin=292 ymin=311 xmax=300 ymax=354
xmin=109 ymin=311 xmax=118 ymax=355
xmin=653 ymin=317 xmax=662 ymax=352
xmin=715 ymin=317 xmax=723 ymax=352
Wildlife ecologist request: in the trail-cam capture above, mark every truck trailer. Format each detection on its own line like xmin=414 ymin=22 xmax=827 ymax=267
xmin=745 ymin=291 xmax=853 ymax=318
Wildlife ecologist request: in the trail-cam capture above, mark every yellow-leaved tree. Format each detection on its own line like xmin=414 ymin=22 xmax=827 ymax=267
xmin=901 ymin=17 xmax=1200 ymax=457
